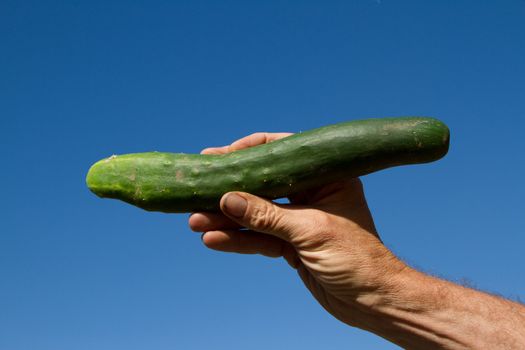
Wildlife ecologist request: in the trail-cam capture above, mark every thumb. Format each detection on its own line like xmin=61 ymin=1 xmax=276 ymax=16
xmin=220 ymin=192 xmax=307 ymax=242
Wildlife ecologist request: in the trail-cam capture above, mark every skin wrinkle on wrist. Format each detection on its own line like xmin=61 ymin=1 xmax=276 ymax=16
xmin=350 ymin=247 xmax=408 ymax=306
xmin=194 ymin=133 xmax=525 ymax=350
xmin=354 ymin=268 xmax=472 ymax=349
xmin=354 ymin=264 xmax=525 ymax=349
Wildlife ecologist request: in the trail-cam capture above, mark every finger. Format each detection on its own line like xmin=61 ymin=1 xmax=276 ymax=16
xmin=200 ymin=132 xmax=293 ymax=155
xmin=228 ymin=132 xmax=293 ymax=151
xmin=188 ymin=212 xmax=243 ymax=232
xmin=219 ymin=192 xmax=317 ymax=244
xmin=200 ymin=146 xmax=230 ymax=155
xmin=201 ymin=229 xmax=300 ymax=268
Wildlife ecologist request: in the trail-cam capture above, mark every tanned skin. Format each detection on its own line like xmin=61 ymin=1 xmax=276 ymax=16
xmin=189 ymin=132 xmax=525 ymax=349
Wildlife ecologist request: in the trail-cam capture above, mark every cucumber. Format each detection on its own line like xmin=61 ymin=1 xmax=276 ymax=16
xmin=86 ymin=117 xmax=449 ymax=213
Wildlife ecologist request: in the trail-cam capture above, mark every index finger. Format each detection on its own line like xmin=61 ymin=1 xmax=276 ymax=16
xmin=201 ymin=132 xmax=293 ymax=155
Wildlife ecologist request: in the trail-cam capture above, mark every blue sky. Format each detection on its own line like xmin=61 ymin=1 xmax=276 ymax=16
xmin=1 ymin=1 xmax=524 ymax=349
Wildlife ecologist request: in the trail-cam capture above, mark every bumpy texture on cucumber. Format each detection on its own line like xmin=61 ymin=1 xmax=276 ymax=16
xmin=86 ymin=117 xmax=450 ymax=213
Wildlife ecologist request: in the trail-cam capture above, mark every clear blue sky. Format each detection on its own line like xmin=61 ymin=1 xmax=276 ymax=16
xmin=1 ymin=1 xmax=524 ymax=349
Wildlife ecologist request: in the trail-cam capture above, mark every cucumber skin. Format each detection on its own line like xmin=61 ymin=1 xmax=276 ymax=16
xmin=86 ymin=117 xmax=450 ymax=213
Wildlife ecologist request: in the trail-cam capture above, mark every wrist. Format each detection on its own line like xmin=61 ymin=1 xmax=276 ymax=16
xmin=343 ymin=244 xmax=470 ymax=348
xmin=351 ymin=261 xmax=525 ymax=349
xmin=350 ymin=248 xmax=411 ymax=311
xmin=351 ymin=265 xmax=465 ymax=349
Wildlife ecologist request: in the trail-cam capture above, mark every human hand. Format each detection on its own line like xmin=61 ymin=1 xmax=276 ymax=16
xmin=189 ymin=132 xmax=525 ymax=349
xmin=188 ymin=132 xmax=407 ymax=328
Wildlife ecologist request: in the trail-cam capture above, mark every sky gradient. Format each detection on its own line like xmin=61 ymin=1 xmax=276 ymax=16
xmin=2 ymin=1 xmax=525 ymax=349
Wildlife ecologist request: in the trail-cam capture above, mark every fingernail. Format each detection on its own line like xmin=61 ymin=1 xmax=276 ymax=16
xmin=223 ymin=193 xmax=247 ymax=218
xmin=201 ymin=232 xmax=206 ymax=242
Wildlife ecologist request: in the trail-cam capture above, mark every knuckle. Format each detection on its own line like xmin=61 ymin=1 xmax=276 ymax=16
xmin=249 ymin=202 xmax=286 ymax=233
xmin=250 ymin=132 xmax=269 ymax=144
xmin=250 ymin=202 xmax=275 ymax=230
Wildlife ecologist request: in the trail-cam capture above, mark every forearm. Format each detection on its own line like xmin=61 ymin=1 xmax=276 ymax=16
xmin=356 ymin=266 xmax=525 ymax=349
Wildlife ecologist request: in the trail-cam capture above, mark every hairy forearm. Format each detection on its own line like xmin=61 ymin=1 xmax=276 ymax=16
xmin=356 ymin=266 xmax=525 ymax=349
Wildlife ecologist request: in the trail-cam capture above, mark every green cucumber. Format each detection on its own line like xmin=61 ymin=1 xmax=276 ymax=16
xmin=86 ymin=117 xmax=450 ymax=213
